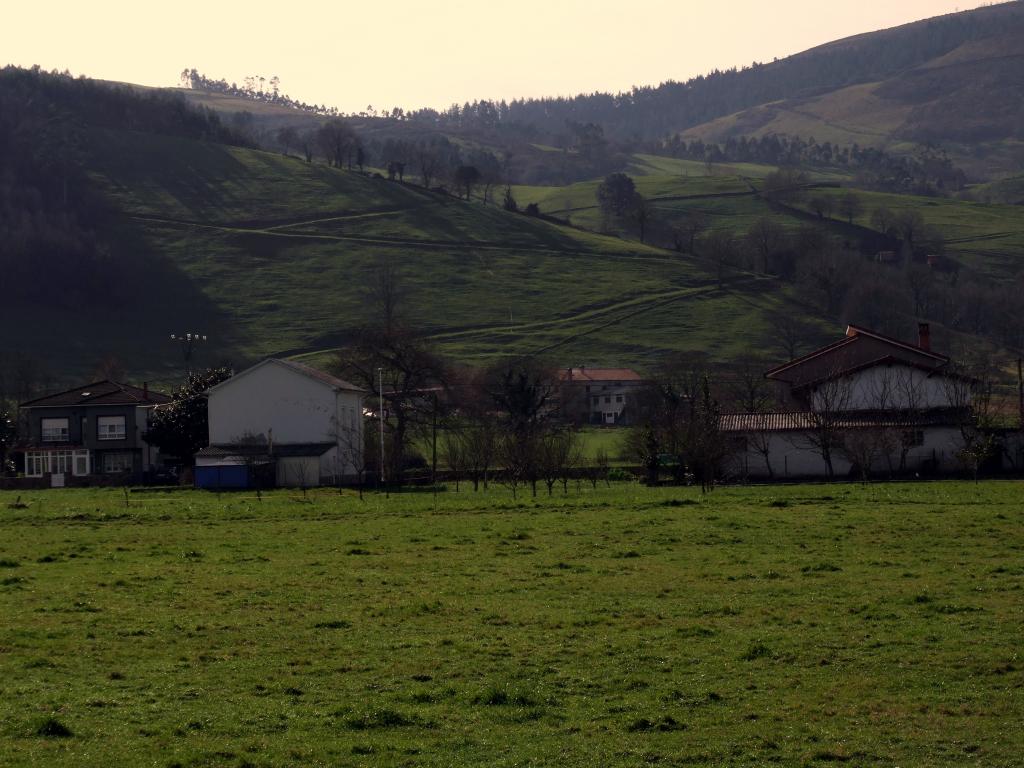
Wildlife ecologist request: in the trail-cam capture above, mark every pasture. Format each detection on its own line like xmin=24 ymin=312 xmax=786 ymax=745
xmin=1 ymin=481 xmax=1022 ymax=766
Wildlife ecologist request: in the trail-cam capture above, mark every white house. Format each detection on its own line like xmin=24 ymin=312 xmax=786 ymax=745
xmin=722 ymin=324 xmax=970 ymax=479
xmin=559 ymin=367 xmax=645 ymax=425
xmin=194 ymin=358 xmax=364 ymax=488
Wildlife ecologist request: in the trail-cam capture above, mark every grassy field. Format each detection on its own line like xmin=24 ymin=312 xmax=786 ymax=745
xmin=1 ymin=481 xmax=1022 ymax=766
xmin=786 ymin=187 xmax=1024 ymax=279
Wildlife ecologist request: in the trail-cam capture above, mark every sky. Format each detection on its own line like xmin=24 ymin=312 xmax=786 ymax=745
xmin=1 ymin=0 xmax=997 ymax=113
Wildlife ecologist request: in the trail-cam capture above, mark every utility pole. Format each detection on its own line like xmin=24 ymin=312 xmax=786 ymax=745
xmin=1018 ymin=358 xmax=1023 ymax=431
xmin=377 ymin=367 xmax=386 ymax=485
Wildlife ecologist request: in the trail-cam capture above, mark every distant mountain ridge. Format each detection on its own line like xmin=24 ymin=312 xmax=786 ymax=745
xmin=171 ymin=2 xmax=1024 ymax=178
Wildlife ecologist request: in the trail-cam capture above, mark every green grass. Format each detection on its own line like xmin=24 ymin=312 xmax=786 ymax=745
xmin=25 ymin=121 xmax=1021 ymax=386
xmin=788 ymin=187 xmax=1024 ymax=278
xmin=1 ymin=481 xmax=1022 ymax=766
xmin=20 ymin=128 xmax=845 ymax=383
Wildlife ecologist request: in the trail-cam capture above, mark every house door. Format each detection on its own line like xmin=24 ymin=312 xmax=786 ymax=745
xmin=73 ymin=450 xmax=91 ymax=477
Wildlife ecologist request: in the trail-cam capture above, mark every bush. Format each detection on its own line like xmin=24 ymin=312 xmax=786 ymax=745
xmin=34 ymin=717 xmax=73 ymax=738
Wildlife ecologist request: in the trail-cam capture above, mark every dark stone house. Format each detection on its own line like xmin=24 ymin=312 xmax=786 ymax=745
xmin=19 ymin=380 xmax=170 ymax=483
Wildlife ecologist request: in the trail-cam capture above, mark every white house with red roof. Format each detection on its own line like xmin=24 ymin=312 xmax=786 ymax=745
xmin=559 ymin=366 xmax=645 ymax=426
xmin=723 ymin=324 xmax=970 ymax=479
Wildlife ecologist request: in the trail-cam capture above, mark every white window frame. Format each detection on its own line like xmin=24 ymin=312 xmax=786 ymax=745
xmin=97 ymin=415 xmax=127 ymax=441
xmin=73 ymin=450 xmax=91 ymax=477
xmin=41 ymin=418 xmax=69 ymax=443
xmin=26 ymin=450 xmax=74 ymax=477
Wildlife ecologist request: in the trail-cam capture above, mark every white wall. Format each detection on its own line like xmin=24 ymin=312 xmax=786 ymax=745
xmin=207 ymin=361 xmax=364 ymax=479
xmin=208 ymin=361 xmax=361 ymax=445
xmin=276 ymin=456 xmax=321 ymax=487
xmin=810 ymin=365 xmax=957 ymax=411
xmin=731 ymin=426 xmax=964 ymax=479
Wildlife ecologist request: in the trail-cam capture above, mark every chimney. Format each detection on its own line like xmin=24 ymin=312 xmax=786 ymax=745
xmin=143 ymin=381 xmax=149 ymax=400
xmin=918 ymin=323 xmax=931 ymax=352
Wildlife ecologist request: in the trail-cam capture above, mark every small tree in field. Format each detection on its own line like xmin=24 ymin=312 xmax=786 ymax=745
xmin=596 ymin=173 xmax=637 ymax=219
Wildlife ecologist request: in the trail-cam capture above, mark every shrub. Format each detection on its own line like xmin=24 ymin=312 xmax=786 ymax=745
xmin=741 ymin=642 xmax=773 ymax=661
xmin=345 ymin=708 xmax=418 ymax=730
xmin=34 ymin=717 xmax=73 ymax=738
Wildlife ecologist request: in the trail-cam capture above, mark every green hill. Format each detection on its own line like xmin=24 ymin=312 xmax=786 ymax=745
xmin=680 ymin=23 xmax=1024 ymax=179
xmin=4 ymin=120 xmax=840 ymax=385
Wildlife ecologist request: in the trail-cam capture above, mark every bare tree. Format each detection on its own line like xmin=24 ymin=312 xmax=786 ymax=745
xmin=441 ymin=426 xmax=466 ymax=491
xmin=838 ymin=191 xmax=863 ymax=224
xmin=334 ymin=264 xmax=447 ymax=485
xmin=316 ymin=119 xmax=356 ymax=168
xmin=943 ymin=356 xmax=999 ymax=482
xmin=809 ymin=194 xmax=834 ymax=220
xmin=680 ymin=210 xmax=709 ymax=253
xmin=632 ymin=194 xmax=653 ymax=244
xmin=702 ymin=229 xmax=737 ymax=287
xmin=792 ymin=370 xmax=853 ymax=479
xmin=276 ymin=126 xmax=299 ymax=156
xmin=765 ymin=313 xmax=811 ymax=362
xmin=416 ymin=142 xmax=439 ymax=188
xmin=747 ymin=217 xmax=785 ymax=275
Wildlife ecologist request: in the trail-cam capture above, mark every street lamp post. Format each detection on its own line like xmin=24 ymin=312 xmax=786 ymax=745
xmin=170 ymin=332 xmax=208 ymax=372
xmin=377 ymin=367 xmax=386 ymax=485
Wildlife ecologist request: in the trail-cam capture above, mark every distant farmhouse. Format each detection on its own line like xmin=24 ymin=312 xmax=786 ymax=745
xmin=559 ymin=367 xmax=644 ymax=426
xmin=195 ymin=358 xmax=364 ymax=489
xmin=723 ymin=324 xmax=973 ymax=479
xmin=19 ymin=381 xmax=170 ymax=483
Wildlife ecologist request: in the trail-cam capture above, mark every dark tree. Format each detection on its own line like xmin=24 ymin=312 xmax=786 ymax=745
xmin=632 ymin=193 xmax=653 ymax=243
xmin=144 ymin=367 xmax=232 ymax=463
xmin=747 ymin=217 xmax=785 ymax=274
xmin=276 ymin=126 xmax=299 ymax=156
xmin=596 ymin=173 xmax=637 ymax=218
xmin=838 ymin=191 xmax=863 ymax=224
xmin=316 ymin=119 xmax=356 ymax=168
xmin=333 ymin=264 xmax=447 ymax=484
xmin=454 ymin=165 xmax=482 ymax=200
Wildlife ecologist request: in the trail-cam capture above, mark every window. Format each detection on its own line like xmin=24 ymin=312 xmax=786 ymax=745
xmin=41 ymin=418 xmax=69 ymax=442
xmin=615 ymin=395 xmax=623 ymax=403
xmin=102 ymin=452 xmax=134 ymax=474
xmin=97 ymin=416 xmax=126 ymax=440
xmin=26 ymin=451 xmax=72 ymax=476
xmin=592 ymin=397 xmax=599 ymax=405
xmin=604 ymin=396 xmax=611 ymax=404
xmin=902 ymin=430 xmax=925 ymax=448
xmin=26 ymin=452 xmax=45 ymax=477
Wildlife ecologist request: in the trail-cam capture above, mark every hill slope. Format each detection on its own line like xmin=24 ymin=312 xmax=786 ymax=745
xmin=682 ymin=25 xmax=1024 ymax=178
xmin=4 ymin=120 xmax=840 ymax=385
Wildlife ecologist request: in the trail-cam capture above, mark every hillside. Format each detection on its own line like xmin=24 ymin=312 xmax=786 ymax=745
xmin=681 ymin=26 xmax=1024 ymax=179
xmin=1 ymin=108 xmax=841 ymax=385
xmin=168 ymin=3 xmax=1024 ymax=182
xmin=509 ymin=154 xmax=1024 ymax=360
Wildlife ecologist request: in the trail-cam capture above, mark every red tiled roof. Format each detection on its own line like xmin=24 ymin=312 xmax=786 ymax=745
xmin=720 ymin=409 xmax=963 ymax=432
xmin=844 ymin=325 xmax=948 ymax=362
xmin=20 ymin=380 xmax=171 ymax=408
xmin=765 ymin=324 xmax=947 ymax=380
xmin=559 ymin=368 xmax=644 ymax=383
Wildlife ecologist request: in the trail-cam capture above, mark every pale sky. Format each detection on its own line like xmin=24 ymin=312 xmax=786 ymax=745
xmin=1 ymin=1 xmax=997 ymax=113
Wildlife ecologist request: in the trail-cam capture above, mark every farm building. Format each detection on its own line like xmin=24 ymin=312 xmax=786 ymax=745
xmin=559 ymin=367 xmax=645 ymax=426
xmin=723 ymin=324 xmax=972 ymax=479
xmin=194 ymin=358 xmax=364 ymax=489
